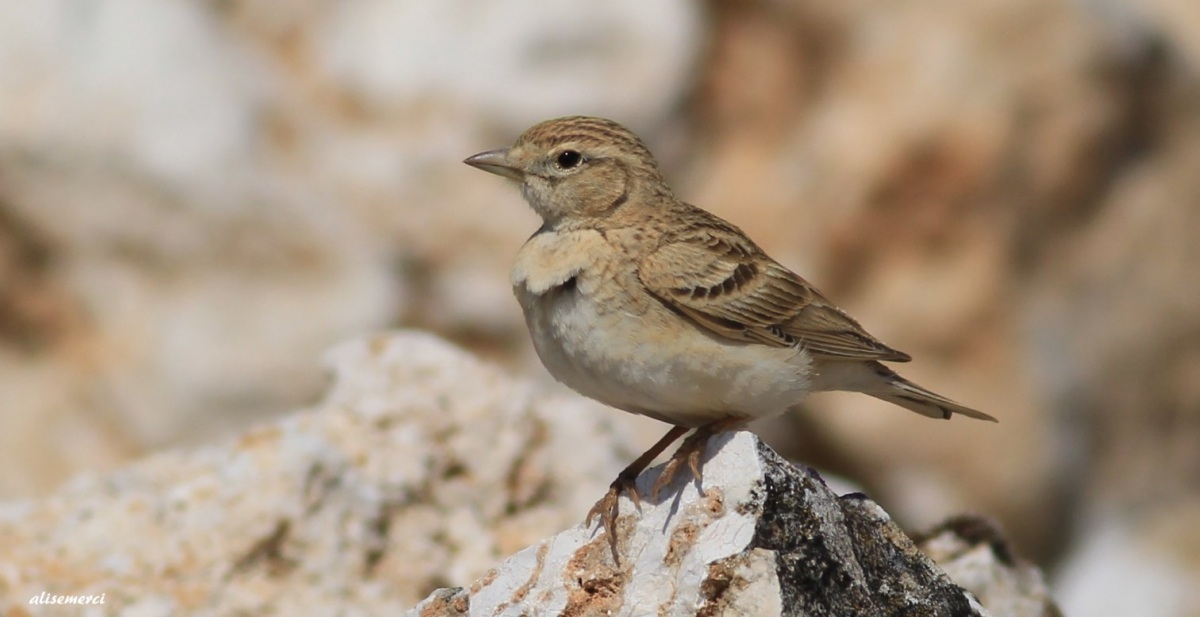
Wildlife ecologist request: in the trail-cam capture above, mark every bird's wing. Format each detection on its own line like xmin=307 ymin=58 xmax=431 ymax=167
xmin=638 ymin=223 xmax=911 ymax=362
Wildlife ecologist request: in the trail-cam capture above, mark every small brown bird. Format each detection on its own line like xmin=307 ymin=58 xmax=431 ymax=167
xmin=465 ymin=116 xmax=995 ymax=547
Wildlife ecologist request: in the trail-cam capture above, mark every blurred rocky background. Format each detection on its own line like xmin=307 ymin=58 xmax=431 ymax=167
xmin=0 ymin=0 xmax=1196 ymax=615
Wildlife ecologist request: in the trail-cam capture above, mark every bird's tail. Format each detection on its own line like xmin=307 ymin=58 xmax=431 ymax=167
xmin=813 ymin=360 xmax=997 ymax=422
xmin=864 ymin=362 xmax=996 ymax=422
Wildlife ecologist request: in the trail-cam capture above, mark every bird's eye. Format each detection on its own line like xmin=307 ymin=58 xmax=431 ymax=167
xmin=555 ymin=150 xmax=583 ymax=170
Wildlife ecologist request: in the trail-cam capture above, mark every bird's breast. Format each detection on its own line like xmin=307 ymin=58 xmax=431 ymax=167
xmin=512 ymin=231 xmax=812 ymax=426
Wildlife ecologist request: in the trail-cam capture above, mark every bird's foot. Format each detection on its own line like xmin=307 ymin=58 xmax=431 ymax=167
xmin=650 ymin=430 xmax=710 ymax=500
xmin=585 ymin=469 xmax=639 ymax=543
xmin=584 ymin=425 xmax=691 ymax=563
xmin=650 ymin=418 xmax=746 ymax=499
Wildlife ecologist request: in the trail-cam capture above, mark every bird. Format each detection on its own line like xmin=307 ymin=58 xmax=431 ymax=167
xmin=464 ymin=115 xmax=995 ymax=552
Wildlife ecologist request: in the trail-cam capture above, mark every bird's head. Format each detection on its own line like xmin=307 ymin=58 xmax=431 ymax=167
xmin=464 ymin=116 xmax=668 ymax=226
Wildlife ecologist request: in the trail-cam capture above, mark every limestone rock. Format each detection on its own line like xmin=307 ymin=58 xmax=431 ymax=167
xmin=917 ymin=517 xmax=1062 ymax=617
xmin=0 ymin=330 xmax=1058 ymax=616
xmin=0 ymin=332 xmax=635 ymax=614
xmin=411 ymin=431 xmax=1050 ymax=616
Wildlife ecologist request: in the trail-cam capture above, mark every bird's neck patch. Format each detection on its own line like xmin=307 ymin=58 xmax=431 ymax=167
xmin=511 ymin=228 xmax=608 ymax=295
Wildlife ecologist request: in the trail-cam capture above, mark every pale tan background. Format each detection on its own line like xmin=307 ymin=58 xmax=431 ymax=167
xmin=1 ymin=1 xmax=1197 ymax=615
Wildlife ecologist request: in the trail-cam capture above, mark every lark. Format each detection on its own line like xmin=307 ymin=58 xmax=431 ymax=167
xmin=465 ymin=116 xmax=995 ymax=550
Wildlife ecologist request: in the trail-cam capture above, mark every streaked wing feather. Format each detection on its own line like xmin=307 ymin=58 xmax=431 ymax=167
xmin=639 ymin=226 xmax=910 ymax=362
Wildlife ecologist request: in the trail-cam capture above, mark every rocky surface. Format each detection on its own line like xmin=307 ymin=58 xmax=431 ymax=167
xmin=0 ymin=331 xmax=1058 ymax=616
xmin=918 ymin=517 xmax=1062 ymax=617
xmin=409 ymin=430 xmax=1059 ymax=616
xmin=0 ymin=333 xmax=637 ymax=615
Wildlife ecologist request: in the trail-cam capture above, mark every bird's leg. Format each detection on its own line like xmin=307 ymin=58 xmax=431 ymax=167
xmin=651 ymin=418 xmax=745 ymax=499
xmin=585 ymin=425 xmax=690 ymax=554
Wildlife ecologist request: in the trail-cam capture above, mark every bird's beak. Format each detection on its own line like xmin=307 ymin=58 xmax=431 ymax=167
xmin=463 ymin=148 xmax=524 ymax=182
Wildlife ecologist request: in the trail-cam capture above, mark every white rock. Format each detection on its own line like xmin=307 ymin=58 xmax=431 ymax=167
xmin=411 ymin=430 xmax=1016 ymax=616
xmin=0 ymin=332 xmax=633 ymax=614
